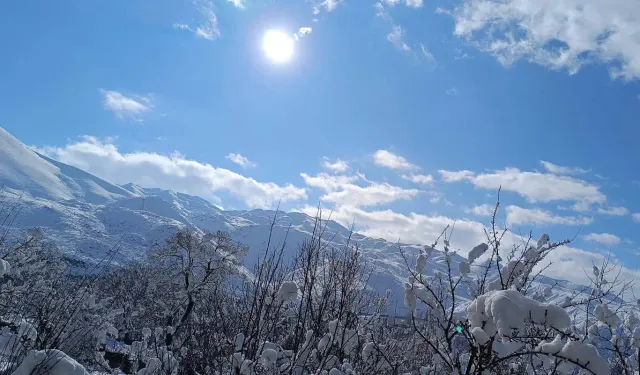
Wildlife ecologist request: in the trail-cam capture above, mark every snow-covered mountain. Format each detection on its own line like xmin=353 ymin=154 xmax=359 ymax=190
xmin=0 ymin=127 xmax=593 ymax=311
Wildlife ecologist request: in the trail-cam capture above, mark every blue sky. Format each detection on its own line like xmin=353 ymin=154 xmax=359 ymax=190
xmin=3 ymin=0 xmax=640 ymax=283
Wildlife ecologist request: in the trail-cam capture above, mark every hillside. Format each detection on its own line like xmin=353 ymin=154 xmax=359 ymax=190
xmin=0 ymin=126 xmax=591 ymax=312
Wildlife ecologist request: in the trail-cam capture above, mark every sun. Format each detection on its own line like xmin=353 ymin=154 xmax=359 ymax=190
xmin=262 ymin=30 xmax=294 ymax=63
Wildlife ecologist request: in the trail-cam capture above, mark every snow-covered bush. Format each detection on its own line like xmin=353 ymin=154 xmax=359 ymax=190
xmin=390 ymin=199 xmax=636 ymax=375
xmin=3 ymin=193 xmax=640 ymax=375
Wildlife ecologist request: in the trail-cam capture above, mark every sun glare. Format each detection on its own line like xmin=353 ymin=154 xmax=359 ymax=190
xmin=262 ymin=30 xmax=294 ymax=63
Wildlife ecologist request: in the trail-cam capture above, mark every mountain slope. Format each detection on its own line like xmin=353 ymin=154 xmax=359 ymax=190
xmin=0 ymin=126 xmax=598 ymax=313
xmin=0 ymin=128 xmax=135 ymax=204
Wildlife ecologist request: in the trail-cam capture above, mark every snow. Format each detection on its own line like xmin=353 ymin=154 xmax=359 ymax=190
xmin=17 ymin=321 xmax=37 ymax=341
xmin=0 ymin=259 xmax=10 ymax=276
xmin=459 ymin=261 xmax=470 ymax=276
xmin=416 ymin=253 xmax=426 ymax=273
xmin=556 ymin=340 xmax=611 ymax=375
xmin=11 ymin=349 xmax=89 ymax=375
xmin=404 ymin=283 xmax=417 ymax=311
xmin=276 ymin=281 xmax=298 ymax=303
xmin=0 ymin=127 xmax=76 ymax=201
xmin=471 ymin=327 xmax=490 ymax=346
xmin=536 ymin=234 xmax=550 ymax=249
xmin=260 ymin=347 xmax=278 ymax=367
xmin=235 ymin=333 xmax=245 ymax=351
xmin=0 ymin=127 xmax=135 ymax=204
xmin=467 ymin=290 xmax=571 ymax=337
xmin=468 ymin=243 xmax=488 ymax=263
xmin=535 ymin=334 xmax=564 ymax=354
xmin=594 ymin=303 xmax=620 ymax=326
xmin=318 ymin=333 xmax=331 ymax=352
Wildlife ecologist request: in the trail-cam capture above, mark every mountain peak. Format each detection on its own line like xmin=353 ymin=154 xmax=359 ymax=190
xmin=0 ymin=126 xmax=75 ymax=201
xmin=0 ymin=126 xmax=135 ymax=204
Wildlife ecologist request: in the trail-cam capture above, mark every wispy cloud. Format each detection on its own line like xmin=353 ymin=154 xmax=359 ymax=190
xmin=387 ymin=25 xmax=411 ymax=51
xmin=294 ymin=27 xmax=313 ymax=41
xmin=322 ymin=157 xmax=349 ymax=173
xmin=632 ymin=213 xmax=640 ymax=223
xmin=313 ymin=0 xmax=343 ymax=14
xmin=301 ymin=172 xmax=419 ymax=207
xmin=584 ymin=232 xmax=622 ymax=246
xmin=597 ymin=206 xmax=629 ymax=216
xmin=441 ymin=167 xmax=606 ymax=209
xmin=382 ymin=0 xmax=424 ymax=8
xmin=174 ymin=0 xmax=220 ymax=41
xmin=376 ymin=1 xmax=434 ymax=65
xmin=299 ymin=27 xmax=312 ymax=36
xmin=464 ymin=204 xmax=495 ymax=216
xmin=401 ymin=174 xmax=434 ymax=185
xmin=506 ymin=205 xmax=593 ymax=226
xmin=38 ymin=137 xmax=305 ymax=209
xmin=227 ymin=0 xmax=244 ymax=8
xmin=419 ymin=43 xmax=436 ymax=65
xmin=100 ymin=89 xmax=153 ymax=121
xmin=438 ymin=169 xmax=473 ymax=182
xmin=226 ymin=153 xmax=256 ymax=169
xmin=373 ymin=150 xmax=417 ymax=170
xmin=540 ymin=160 xmax=589 ymax=175
xmin=446 ymin=87 xmax=459 ymax=95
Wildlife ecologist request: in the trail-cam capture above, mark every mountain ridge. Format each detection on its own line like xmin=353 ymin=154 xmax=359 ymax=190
xmin=0 ymin=126 xmax=596 ymax=312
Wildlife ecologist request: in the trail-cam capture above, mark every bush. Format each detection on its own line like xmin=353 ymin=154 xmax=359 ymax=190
xmin=0 ymin=199 xmax=636 ymax=375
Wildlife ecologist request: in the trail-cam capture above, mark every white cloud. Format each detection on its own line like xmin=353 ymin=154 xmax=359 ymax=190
xmin=227 ymin=0 xmax=244 ymax=8
xmin=299 ymin=203 xmax=485 ymax=246
xmin=314 ymin=0 xmax=343 ymax=13
xmin=445 ymin=167 xmax=606 ymax=207
xmin=375 ymin=2 xmax=389 ymax=18
xmin=322 ymin=183 xmax=419 ymax=207
xmin=405 ymin=0 xmax=423 ymax=7
xmin=300 ymin=172 xmax=419 ymax=207
xmin=294 ymin=27 xmax=313 ymax=41
xmin=419 ymin=43 xmax=436 ymax=65
xmin=584 ymin=232 xmax=622 ymax=246
xmin=597 ymin=206 xmax=629 ymax=216
xmin=175 ymin=0 xmax=220 ymax=41
xmin=506 ymin=205 xmax=593 ymax=226
xmin=38 ymin=137 xmax=306 ymax=209
xmin=296 ymin=203 xmax=640 ymax=291
xmin=633 ymin=213 xmax=640 ymax=223
xmin=438 ymin=169 xmax=474 ymax=182
xmin=194 ymin=2 xmax=220 ymax=40
xmin=540 ymin=161 xmax=588 ymax=175
xmin=225 ymin=153 xmax=256 ymax=169
xmin=387 ymin=25 xmax=411 ymax=51
xmin=401 ymin=174 xmax=434 ymax=185
xmin=428 ymin=191 xmax=443 ymax=203
xmin=450 ymin=0 xmax=640 ymax=79
xmin=322 ymin=158 xmax=349 ymax=173
xmin=373 ymin=150 xmax=417 ymax=170
xmin=172 ymin=23 xmax=193 ymax=31
xmin=299 ymin=27 xmax=312 ymax=36
xmin=377 ymin=2 xmax=434 ymax=64
xmin=100 ymin=90 xmax=153 ymax=121
xmin=446 ymin=87 xmax=459 ymax=95
xmin=382 ymin=0 xmax=423 ymax=8
xmin=300 ymin=173 xmax=360 ymax=192
xmin=464 ymin=204 xmax=495 ymax=216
